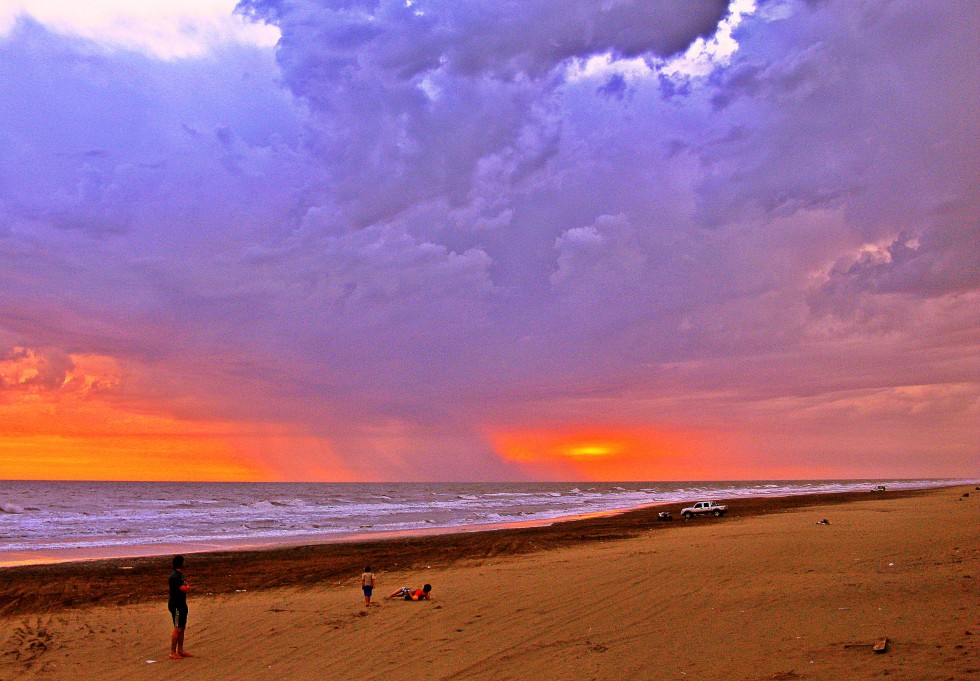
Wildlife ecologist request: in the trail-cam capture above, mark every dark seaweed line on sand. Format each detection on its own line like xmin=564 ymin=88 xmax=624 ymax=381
xmin=0 ymin=489 xmax=934 ymax=617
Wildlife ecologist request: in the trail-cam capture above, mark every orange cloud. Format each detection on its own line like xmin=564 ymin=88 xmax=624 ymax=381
xmin=489 ymin=425 xmax=725 ymax=480
xmin=0 ymin=350 xmax=269 ymax=481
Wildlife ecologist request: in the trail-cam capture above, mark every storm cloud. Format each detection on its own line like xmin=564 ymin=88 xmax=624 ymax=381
xmin=0 ymin=0 xmax=976 ymax=480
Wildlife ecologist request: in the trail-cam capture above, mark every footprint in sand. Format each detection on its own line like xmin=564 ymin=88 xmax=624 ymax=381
xmin=7 ymin=617 xmax=55 ymax=667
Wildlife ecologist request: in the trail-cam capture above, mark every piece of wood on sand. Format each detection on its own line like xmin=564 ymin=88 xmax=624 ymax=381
xmin=843 ymin=637 xmax=889 ymax=653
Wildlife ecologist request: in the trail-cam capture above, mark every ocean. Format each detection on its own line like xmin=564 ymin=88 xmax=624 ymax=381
xmin=0 ymin=478 xmax=973 ymax=565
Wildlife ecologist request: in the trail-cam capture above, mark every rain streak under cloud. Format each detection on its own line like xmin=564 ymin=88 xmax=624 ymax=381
xmin=0 ymin=0 xmax=977 ymax=482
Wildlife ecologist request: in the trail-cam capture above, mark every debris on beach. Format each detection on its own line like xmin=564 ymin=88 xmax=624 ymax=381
xmin=843 ymin=637 xmax=888 ymax=654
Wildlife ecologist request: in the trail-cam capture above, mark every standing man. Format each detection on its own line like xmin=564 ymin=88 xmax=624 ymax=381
xmin=168 ymin=555 xmax=192 ymax=659
xmin=361 ymin=565 xmax=376 ymax=607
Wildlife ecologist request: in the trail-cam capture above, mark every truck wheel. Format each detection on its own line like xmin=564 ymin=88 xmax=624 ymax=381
xmin=682 ymin=512 xmax=693 ymax=520
xmin=713 ymin=510 xmax=722 ymax=517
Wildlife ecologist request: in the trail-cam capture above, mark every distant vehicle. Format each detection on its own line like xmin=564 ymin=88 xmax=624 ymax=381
xmin=680 ymin=501 xmax=728 ymax=519
xmin=872 ymin=485 xmax=886 ymax=492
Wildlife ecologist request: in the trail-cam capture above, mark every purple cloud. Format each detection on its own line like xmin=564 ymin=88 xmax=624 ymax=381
xmin=0 ymin=0 xmax=976 ymax=480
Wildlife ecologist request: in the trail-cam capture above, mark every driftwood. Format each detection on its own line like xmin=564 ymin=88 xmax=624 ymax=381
xmin=843 ymin=637 xmax=888 ymax=654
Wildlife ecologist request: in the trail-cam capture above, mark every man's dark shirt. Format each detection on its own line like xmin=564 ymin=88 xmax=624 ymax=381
xmin=168 ymin=569 xmax=187 ymax=610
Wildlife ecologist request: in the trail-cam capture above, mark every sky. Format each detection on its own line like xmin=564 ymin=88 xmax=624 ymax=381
xmin=0 ymin=0 xmax=976 ymax=482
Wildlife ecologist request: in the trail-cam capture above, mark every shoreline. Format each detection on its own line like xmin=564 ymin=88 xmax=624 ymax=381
xmin=0 ymin=504 xmax=646 ymax=569
xmin=0 ymin=485 xmax=960 ymax=617
xmin=2 ymin=479 xmax=968 ymax=568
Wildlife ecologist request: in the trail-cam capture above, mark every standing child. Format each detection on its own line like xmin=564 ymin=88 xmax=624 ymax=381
xmin=361 ymin=566 xmax=376 ymax=607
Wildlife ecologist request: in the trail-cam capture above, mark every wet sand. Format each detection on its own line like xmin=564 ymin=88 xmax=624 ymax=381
xmin=1 ymin=485 xmax=977 ymax=679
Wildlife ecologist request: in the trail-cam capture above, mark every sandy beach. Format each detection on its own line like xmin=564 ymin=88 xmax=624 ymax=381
xmin=1 ymin=485 xmax=976 ymax=680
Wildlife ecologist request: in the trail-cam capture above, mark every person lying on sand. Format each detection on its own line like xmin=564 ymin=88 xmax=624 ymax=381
xmin=387 ymin=584 xmax=431 ymax=600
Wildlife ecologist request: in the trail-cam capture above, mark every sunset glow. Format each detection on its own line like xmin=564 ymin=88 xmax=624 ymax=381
xmin=0 ymin=351 xmax=264 ymax=480
xmin=490 ymin=427 xmax=727 ymax=481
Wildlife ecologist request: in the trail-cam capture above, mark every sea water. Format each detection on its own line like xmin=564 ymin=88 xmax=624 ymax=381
xmin=0 ymin=478 xmax=973 ymax=565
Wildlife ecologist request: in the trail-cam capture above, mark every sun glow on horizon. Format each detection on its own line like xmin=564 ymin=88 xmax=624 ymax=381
xmin=566 ymin=444 xmax=616 ymax=458
xmin=489 ymin=426 xmax=724 ymax=481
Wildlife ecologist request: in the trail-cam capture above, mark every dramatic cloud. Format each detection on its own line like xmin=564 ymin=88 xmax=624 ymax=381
xmin=0 ymin=0 xmax=976 ymax=481
xmin=0 ymin=0 xmax=279 ymax=57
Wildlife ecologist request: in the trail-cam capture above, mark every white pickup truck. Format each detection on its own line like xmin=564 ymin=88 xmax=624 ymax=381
xmin=680 ymin=500 xmax=728 ymax=519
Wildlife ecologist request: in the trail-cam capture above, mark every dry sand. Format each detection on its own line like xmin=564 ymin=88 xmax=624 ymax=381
xmin=1 ymin=485 xmax=976 ymax=680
